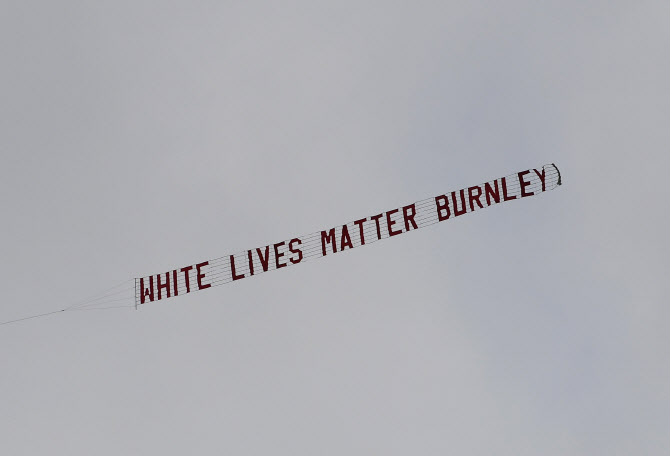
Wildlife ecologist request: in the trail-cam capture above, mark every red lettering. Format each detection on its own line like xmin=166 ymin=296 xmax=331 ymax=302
xmin=256 ymin=246 xmax=270 ymax=271
xmin=501 ymin=177 xmax=516 ymax=201
xmin=247 ymin=250 xmax=255 ymax=276
xmin=180 ymin=266 xmax=193 ymax=293
xmin=230 ymin=255 xmax=245 ymax=281
xmin=468 ymin=185 xmax=483 ymax=211
xmin=534 ymin=168 xmax=546 ymax=192
xmin=196 ymin=261 xmax=211 ymax=290
xmin=321 ymin=229 xmax=337 ymax=256
xmin=484 ymin=181 xmax=500 ymax=205
xmin=156 ymin=272 xmax=171 ymax=300
xmin=354 ymin=218 xmax=367 ymax=245
xmin=274 ymin=242 xmax=287 ymax=269
xmin=370 ymin=213 xmax=384 ymax=240
xmin=435 ymin=195 xmax=450 ymax=221
xmin=386 ymin=209 xmax=402 ymax=237
xmin=172 ymin=270 xmax=178 ymax=296
xmin=289 ymin=238 xmax=303 ymax=264
xmin=518 ymin=170 xmax=534 ymax=197
xmin=140 ymin=276 xmax=154 ymax=304
xmin=402 ymin=204 xmax=418 ymax=231
xmin=451 ymin=190 xmax=467 ymax=216
xmin=341 ymin=225 xmax=353 ymax=250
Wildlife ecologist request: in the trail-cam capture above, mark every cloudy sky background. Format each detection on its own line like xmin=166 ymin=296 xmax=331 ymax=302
xmin=1 ymin=1 xmax=668 ymax=454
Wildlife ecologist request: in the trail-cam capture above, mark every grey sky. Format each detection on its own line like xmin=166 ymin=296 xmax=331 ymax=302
xmin=1 ymin=2 xmax=668 ymax=454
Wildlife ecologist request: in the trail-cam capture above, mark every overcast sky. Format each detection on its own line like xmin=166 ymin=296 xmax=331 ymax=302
xmin=1 ymin=2 xmax=668 ymax=454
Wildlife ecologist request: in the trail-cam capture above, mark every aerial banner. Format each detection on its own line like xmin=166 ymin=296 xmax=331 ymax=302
xmin=135 ymin=164 xmax=562 ymax=307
